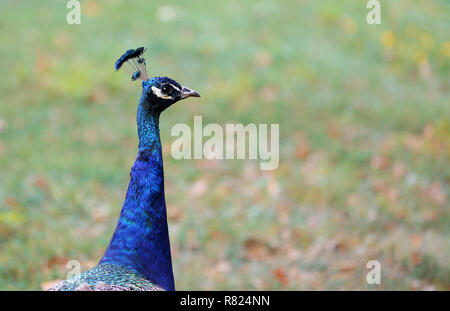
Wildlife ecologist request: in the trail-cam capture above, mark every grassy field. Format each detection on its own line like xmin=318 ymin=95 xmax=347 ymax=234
xmin=0 ymin=0 xmax=449 ymax=290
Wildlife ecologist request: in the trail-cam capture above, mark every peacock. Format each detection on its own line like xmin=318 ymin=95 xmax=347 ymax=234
xmin=49 ymin=47 xmax=201 ymax=291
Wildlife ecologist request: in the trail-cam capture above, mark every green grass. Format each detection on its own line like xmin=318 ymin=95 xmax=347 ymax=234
xmin=0 ymin=0 xmax=449 ymax=290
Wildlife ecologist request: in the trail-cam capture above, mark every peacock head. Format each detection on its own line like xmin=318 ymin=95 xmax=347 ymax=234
xmin=115 ymin=47 xmax=200 ymax=114
xmin=141 ymin=76 xmax=200 ymax=114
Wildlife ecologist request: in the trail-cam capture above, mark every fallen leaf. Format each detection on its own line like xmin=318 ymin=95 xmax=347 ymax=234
xmin=411 ymin=234 xmax=422 ymax=250
xmin=338 ymin=260 xmax=357 ymax=273
xmin=272 ymin=267 xmax=289 ymax=286
xmin=295 ymin=142 xmax=311 ymax=160
xmin=244 ymin=237 xmax=276 ymax=261
xmin=411 ymin=251 xmax=421 ymax=266
xmin=29 ymin=174 xmax=49 ymax=191
xmin=370 ymin=155 xmax=390 ymax=170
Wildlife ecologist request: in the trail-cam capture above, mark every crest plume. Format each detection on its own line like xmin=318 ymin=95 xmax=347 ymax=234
xmin=114 ymin=47 xmax=149 ymax=81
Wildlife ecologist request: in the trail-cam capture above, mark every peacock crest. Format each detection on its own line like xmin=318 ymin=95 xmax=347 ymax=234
xmin=114 ymin=47 xmax=149 ymax=81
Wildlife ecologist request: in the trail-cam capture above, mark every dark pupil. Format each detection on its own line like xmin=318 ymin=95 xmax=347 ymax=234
xmin=162 ymin=85 xmax=172 ymax=94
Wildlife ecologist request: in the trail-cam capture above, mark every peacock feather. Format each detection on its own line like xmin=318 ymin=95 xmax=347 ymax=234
xmin=49 ymin=47 xmax=200 ymax=291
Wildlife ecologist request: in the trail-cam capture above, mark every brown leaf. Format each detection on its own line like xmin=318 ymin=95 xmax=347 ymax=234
xmin=338 ymin=260 xmax=357 ymax=273
xmin=295 ymin=142 xmax=311 ymax=160
xmin=30 ymin=174 xmax=49 ymax=191
xmin=370 ymin=155 xmax=390 ymax=170
xmin=273 ymin=267 xmax=289 ymax=286
xmin=47 ymin=256 xmax=69 ymax=269
xmin=244 ymin=237 xmax=276 ymax=261
xmin=411 ymin=251 xmax=421 ymax=266
xmin=411 ymin=234 xmax=422 ymax=250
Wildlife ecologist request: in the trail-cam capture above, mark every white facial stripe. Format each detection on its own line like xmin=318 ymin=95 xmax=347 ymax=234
xmin=169 ymin=83 xmax=181 ymax=92
xmin=151 ymin=86 xmax=172 ymax=99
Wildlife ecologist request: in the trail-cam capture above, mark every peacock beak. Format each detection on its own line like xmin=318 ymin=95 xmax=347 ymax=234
xmin=179 ymin=86 xmax=201 ymax=99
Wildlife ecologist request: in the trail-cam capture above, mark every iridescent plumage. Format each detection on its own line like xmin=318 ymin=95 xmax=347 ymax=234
xmin=48 ymin=264 xmax=162 ymax=291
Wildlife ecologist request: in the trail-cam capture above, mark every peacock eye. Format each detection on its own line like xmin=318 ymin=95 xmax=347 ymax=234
xmin=161 ymin=84 xmax=172 ymax=95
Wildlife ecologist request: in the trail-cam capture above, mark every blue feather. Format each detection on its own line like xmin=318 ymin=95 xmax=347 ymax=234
xmin=114 ymin=49 xmax=135 ymax=71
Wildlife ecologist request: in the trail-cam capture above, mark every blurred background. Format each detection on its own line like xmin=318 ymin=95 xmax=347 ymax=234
xmin=0 ymin=0 xmax=449 ymax=290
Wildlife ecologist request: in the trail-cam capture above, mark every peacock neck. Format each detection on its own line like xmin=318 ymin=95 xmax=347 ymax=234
xmin=137 ymin=104 xmax=161 ymax=152
xmin=100 ymin=97 xmax=174 ymax=291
